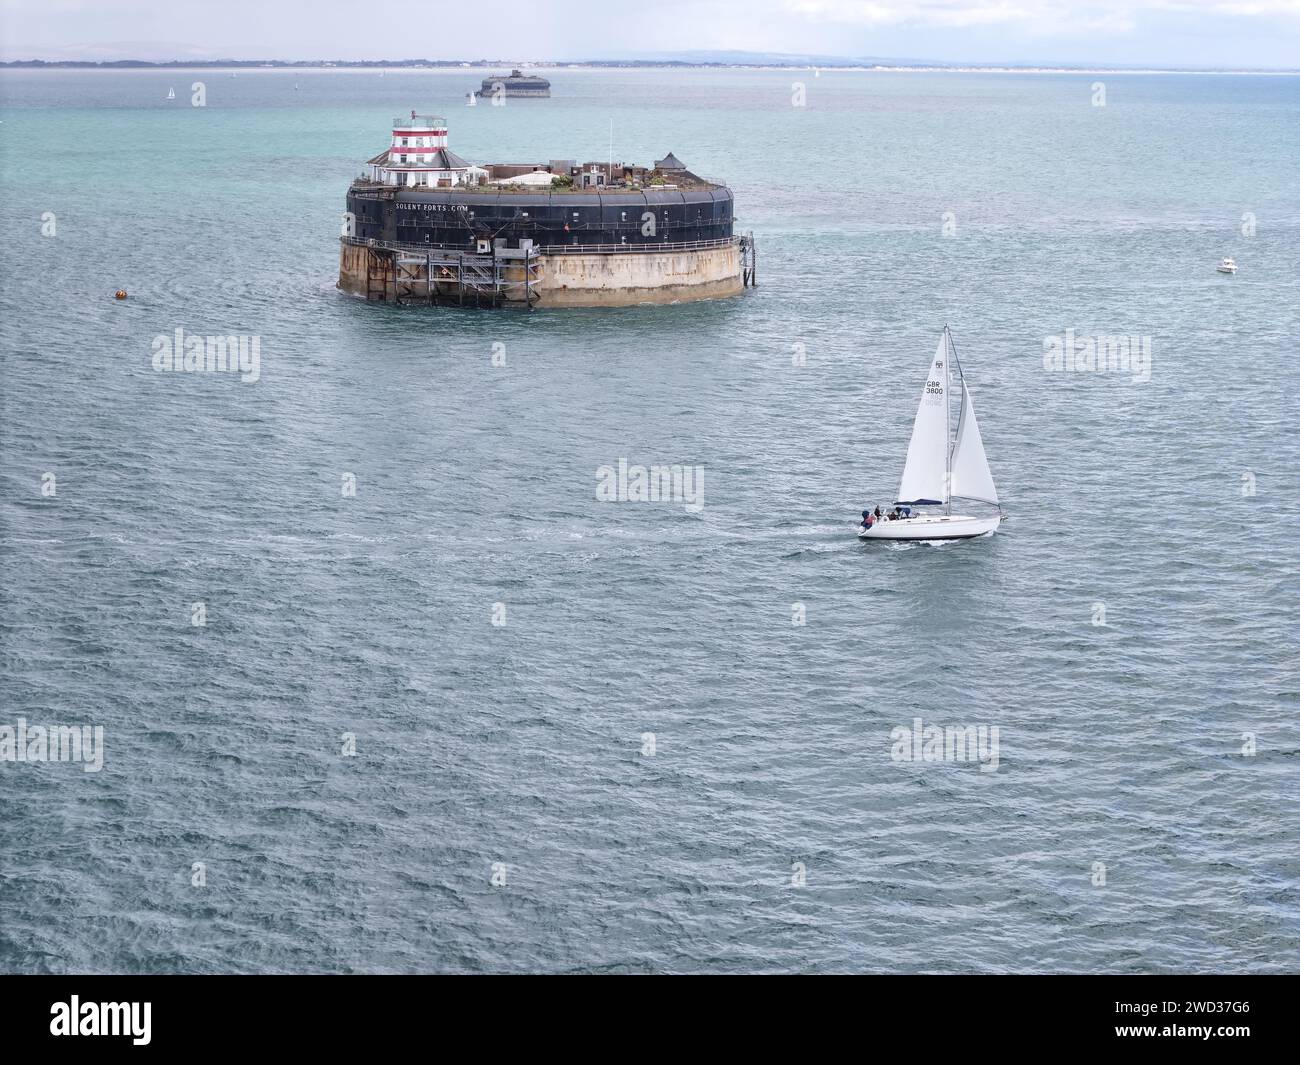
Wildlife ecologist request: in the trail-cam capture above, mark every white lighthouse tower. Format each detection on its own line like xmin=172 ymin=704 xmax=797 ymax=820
xmin=367 ymin=112 xmax=474 ymax=188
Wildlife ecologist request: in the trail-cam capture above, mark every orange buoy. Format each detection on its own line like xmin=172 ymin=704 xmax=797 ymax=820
xmin=114 ymin=290 xmax=128 ymax=300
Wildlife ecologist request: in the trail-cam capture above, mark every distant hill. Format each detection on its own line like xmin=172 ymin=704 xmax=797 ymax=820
xmin=2 ymin=50 xmax=1295 ymax=73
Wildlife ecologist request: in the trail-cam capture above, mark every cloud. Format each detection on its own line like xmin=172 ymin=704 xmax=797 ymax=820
xmin=1 ymin=0 xmax=1296 ymax=65
xmin=785 ymin=0 xmax=1298 ymax=34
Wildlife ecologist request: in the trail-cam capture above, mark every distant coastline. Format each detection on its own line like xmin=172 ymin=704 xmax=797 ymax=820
xmin=2 ymin=58 xmax=1298 ymax=75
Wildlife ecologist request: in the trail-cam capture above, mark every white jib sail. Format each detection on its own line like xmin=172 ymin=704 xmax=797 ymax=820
xmin=949 ymin=383 xmax=998 ymax=505
xmin=896 ymin=333 xmax=951 ymax=504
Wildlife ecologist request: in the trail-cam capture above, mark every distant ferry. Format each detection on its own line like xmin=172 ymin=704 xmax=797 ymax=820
xmin=475 ymin=69 xmax=551 ymax=99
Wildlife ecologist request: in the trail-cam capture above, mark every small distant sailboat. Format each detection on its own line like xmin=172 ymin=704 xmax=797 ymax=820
xmin=858 ymin=327 xmax=1002 ymax=542
xmin=166 ymin=87 xmax=176 ymax=100
xmin=1216 ymin=257 xmax=1237 ymax=274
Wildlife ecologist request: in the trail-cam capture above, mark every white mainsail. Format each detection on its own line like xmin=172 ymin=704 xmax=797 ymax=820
xmin=949 ymin=383 xmax=998 ymax=505
xmin=895 ymin=333 xmax=950 ymax=504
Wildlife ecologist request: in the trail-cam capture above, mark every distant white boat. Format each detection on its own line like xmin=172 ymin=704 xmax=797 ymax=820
xmin=166 ymin=87 xmax=175 ymax=100
xmin=858 ymin=327 xmax=1002 ymax=542
xmin=1217 ymin=257 xmax=1237 ymax=274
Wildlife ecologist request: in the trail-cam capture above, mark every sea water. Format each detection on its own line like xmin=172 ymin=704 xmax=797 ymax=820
xmin=0 ymin=67 xmax=1297 ymax=972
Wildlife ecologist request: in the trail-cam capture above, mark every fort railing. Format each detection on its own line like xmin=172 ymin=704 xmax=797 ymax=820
xmin=342 ymin=236 xmax=739 ymax=255
xmin=348 ymin=178 xmax=730 ymax=196
xmin=540 ymin=237 xmax=737 ymax=254
xmin=393 ymin=114 xmax=445 ymax=128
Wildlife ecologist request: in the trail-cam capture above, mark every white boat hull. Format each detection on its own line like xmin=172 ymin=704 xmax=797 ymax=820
xmin=857 ymin=513 xmax=1000 ymax=541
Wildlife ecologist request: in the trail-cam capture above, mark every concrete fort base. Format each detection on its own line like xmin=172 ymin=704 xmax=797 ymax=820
xmin=338 ymin=240 xmax=744 ymax=308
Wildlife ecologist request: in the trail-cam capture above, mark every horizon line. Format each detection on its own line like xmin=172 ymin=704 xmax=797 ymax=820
xmin=3 ymin=57 xmax=1299 ymax=75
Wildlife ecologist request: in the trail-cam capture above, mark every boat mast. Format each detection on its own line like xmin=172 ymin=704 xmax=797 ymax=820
xmin=944 ymin=326 xmax=953 ymax=515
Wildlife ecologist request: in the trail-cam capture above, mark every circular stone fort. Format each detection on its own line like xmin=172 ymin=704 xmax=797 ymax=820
xmin=339 ymin=113 xmax=756 ymax=309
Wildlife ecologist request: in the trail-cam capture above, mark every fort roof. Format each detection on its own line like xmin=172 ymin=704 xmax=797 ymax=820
xmin=372 ymin=147 xmax=471 ymax=169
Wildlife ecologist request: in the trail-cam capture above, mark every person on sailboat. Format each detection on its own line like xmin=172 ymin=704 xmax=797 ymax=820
xmin=874 ymin=506 xmax=882 ymax=522
xmin=861 ymin=510 xmax=874 ymax=530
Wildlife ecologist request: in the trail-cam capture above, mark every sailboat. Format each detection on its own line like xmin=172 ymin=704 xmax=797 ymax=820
xmin=166 ymin=87 xmax=176 ymax=100
xmin=858 ymin=326 xmax=1001 ymax=541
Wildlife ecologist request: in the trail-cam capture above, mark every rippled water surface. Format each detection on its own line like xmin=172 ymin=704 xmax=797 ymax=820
xmin=1 ymin=68 xmax=1298 ymax=973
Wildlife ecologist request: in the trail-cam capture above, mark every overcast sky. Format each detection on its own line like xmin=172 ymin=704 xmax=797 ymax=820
xmin=2 ymin=0 xmax=1297 ymax=69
